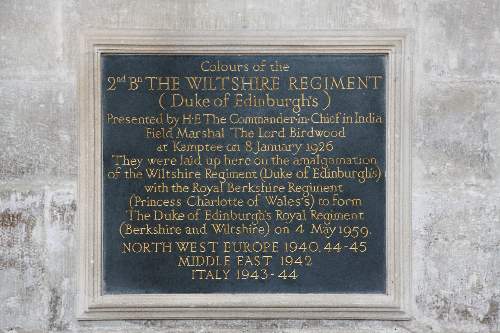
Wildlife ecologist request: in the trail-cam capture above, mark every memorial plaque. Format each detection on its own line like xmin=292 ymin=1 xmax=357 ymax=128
xmin=102 ymin=54 xmax=386 ymax=293
xmin=78 ymin=33 xmax=411 ymax=319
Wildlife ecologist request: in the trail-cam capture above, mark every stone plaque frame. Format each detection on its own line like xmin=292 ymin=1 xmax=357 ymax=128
xmin=77 ymin=31 xmax=412 ymax=320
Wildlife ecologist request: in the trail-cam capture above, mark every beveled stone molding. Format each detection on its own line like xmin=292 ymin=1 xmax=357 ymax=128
xmin=78 ymin=30 xmax=413 ymax=320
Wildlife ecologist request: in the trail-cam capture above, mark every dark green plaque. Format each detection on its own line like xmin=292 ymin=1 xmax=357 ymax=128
xmin=101 ymin=54 xmax=386 ymax=294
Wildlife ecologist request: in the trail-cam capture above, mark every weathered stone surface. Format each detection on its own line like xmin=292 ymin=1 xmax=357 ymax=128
xmin=0 ymin=0 xmax=499 ymax=332
xmin=0 ymin=83 xmax=76 ymax=181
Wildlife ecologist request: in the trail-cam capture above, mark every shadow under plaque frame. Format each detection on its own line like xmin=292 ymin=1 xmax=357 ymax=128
xmin=78 ymin=31 xmax=412 ymax=320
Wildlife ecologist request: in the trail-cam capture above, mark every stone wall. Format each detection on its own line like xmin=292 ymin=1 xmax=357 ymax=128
xmin=0 ymin=1 xmax=498 ymax=332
